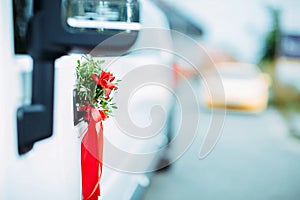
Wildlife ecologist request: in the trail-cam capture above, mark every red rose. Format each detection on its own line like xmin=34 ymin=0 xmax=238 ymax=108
xmin=92 ymin=71 xmax=118 ymax=100
xmin=91 ymin=71 xmax=118 ymax=90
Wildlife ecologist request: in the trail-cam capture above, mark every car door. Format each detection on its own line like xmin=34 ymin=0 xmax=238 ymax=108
xmin=0 ymin=0 xmax=140 ymax=199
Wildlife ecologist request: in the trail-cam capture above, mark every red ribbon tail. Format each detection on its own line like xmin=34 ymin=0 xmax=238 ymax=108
xmin=81 ymin=121 xmax=103 ymax=200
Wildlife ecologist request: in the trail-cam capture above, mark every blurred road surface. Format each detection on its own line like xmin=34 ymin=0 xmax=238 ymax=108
xmin=142 ymin=78 xmax=300 ymax=200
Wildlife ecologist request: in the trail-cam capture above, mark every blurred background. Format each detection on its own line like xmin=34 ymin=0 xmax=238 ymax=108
xmin=140 ymin=0 xmax=300 ymax=199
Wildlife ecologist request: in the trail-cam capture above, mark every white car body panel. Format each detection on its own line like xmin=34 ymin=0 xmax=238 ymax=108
xmin=0 ymin=0 xmax=173 ymax=199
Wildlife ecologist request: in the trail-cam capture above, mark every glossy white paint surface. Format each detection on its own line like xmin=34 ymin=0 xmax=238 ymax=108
xmin=0 ymin=0 xmax=173 ymax=199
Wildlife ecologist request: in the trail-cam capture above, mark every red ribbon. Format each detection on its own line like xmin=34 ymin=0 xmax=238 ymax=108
xmin=80 ymin=105 xmax=106 ymax=200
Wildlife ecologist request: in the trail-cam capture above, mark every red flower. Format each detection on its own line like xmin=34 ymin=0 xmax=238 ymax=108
xmin=91 ymin=71 xmax=118 ymax=90
xmin=92 ymin=71 xmax=118 ymax=100
xmin=104 ymin=88 xmax=112 ymax=100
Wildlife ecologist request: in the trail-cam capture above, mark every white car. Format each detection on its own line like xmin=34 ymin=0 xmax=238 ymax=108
xmin=0 ymin=0 xmax=173 ymax=199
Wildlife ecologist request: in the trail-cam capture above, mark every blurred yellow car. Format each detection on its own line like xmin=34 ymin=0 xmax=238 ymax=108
xmin=201 ymin=62 xmax=270 ymax=112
